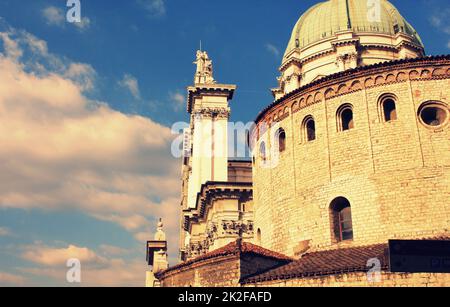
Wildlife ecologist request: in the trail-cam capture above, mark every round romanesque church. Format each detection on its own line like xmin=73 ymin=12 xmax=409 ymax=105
xmin=146 ymin=0 xmax=450 ymax=287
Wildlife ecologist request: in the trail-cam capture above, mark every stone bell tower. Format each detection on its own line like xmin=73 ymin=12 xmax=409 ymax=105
xmin=179 ymin=50 xmax=237 ymax=257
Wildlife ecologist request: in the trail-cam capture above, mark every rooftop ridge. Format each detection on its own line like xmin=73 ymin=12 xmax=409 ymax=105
xmin=156 ymin=240 xmax=292 ymax=277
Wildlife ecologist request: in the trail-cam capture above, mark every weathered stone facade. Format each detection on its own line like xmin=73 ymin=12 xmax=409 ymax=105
xmin=158 ymin=241 xmax=291 ymax=287
xmin=179 ymin=51 xmax=255 ymax=262
xmin=252 ymin=56 xmax=450 ymax=258
xmin=159 ymin=0 xmax=450 ymax=287
xmin=160 ymin=255 xmax=241 ymax=287
xmin=182 ymin=181 xmax=253 ymax=261
xmin=244 ymin=272 xmax=450 ymax=287
xmin=157 ymin=239 xmax=450 ymax=287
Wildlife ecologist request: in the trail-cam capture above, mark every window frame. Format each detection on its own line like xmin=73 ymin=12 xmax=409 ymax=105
xmin=275 ymin=128 xmax=286 ymax=153
xmin=417 ymin=101 xmax=449 ymax=130
xmin=302 ymin=115 xmax=316 ymax=142
xmin=336 ymin=104 xmax=354 ymax=132
xmin=330 ymin=197 xmax=354 ymax=243
xmin=338 ymin=207 xmax=353 ymax=242
xmin=379 ymin=94 xmax=398 ymax=123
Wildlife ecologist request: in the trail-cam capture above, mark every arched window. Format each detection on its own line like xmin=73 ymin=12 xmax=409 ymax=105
xmin=418 ymin=101 xmax=449 ymax=128
xmin=330 ymin=197 xmax=353 ymax=242
xmin=276 ymin=128 xmax=286 ymax=153
xmin=337 ymin=104 xmax=354 ymax=132
xmin=380 ymin=95 xmax=398 ymax=122
xmin=302 ymin=116 xmax=316 ymax=142
xmin=259 ymin=142 xmax=267 ymax=161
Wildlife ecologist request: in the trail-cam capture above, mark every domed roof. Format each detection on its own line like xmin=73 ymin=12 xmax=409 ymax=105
xmin=284 ymin=0 xmax=423 ymax=59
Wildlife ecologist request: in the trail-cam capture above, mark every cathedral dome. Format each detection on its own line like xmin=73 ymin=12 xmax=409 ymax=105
xmin=284 ymin=0 xmax=423 ymax=58
xmin=272 ymin=0 xmax=425 ymax=99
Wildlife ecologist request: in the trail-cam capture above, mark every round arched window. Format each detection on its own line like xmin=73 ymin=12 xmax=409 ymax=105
xmin=275 ymin=128 xmax=286 ymax=153
xmin=418 ymin=101 xmax=449 ymax=129
xmin=302 ymin=116 xmax=316 ymax=142
xmin=378 ymin=94 xmax=398 ymax=122
xmin=329 ymin=197 xmax=353 ymax=242
xmin=336 ymin=104 xmax=354 ymax=132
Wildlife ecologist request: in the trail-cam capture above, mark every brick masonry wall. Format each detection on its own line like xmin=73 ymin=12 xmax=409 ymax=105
xmin=160 ymin=256 xmax=450 ymax=287
xmin=243 ymin=272 xmax=450 ymax=287
xmin=253 ymin=69 xmax=450 ymax=257
xmin=160 ymin=256 xmax=241 ymax=287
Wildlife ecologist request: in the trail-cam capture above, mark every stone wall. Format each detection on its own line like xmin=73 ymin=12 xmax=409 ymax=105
xmin=159 ymin=253 xmax=290 ymax=287
xmin=160 ymin=256 xmax=241 ymax=287
xmin=160 ymin=255 xmax=450 ymax=287
xmin=253 ymin=59 xmax=450 ymax=257
xmin=243 ymin=272 xmax=450 ymax=287
xmin=183 ymin=182 xmax=254 ymax=261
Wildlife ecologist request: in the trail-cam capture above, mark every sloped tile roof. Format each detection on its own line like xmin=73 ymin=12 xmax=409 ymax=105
xmin=157 ymin=240 xmax=292 ymax=277
xmin=242 ymin=243 xmax=389 ymax=284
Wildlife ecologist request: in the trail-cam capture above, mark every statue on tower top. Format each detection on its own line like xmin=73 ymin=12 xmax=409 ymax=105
xmin=194 ymin=50 xmax=216 ymax=85
xmin=154 ymin=218 xmax=166 ymax=241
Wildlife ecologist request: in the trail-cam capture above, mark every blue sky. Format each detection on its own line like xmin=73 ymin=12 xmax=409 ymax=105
xmin=0 ymin=0 xmax=449 ymax=287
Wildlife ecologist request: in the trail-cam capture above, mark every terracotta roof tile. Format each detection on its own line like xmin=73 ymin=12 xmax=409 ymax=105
xmin=157 ymin=240 xmax=291 ymax=277
xmin=242 ymin=243 xmax=389 ymax=284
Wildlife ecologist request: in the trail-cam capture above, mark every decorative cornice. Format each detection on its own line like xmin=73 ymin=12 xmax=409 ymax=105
xmin=253 ymin=55 xmax=450 ymax=141
xmin=193 ymin=107 xmax=230 ymax=119
xmin=187 ymin=84 xmax=237 ymax=114
xmin=183 ymin=181 xmax=253 ymax=231
xmin=331 ymin=38 xmax=359 ymax=48
xmin=281 ymin=31 xmax=424 ymax=71
xmin=185 ymin=220 xmax=254 ymax=259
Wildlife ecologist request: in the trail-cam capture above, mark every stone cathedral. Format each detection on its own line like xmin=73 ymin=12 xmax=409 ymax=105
xmin=146 ymin=0 xmax=450 ymax=287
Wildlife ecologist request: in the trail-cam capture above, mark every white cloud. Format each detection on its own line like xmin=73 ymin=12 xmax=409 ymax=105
xmin=119 ymin=74 xmax=141 ymax=99
xmin=42 ymin=6 xmax=91 ymax=31
xmin=0 ymin=28 xmax=180 ymax=261
xmin=430 ymin=9 xmax=450 ymax=48
xmin=0 ymin=227 xmax=12 ymax=237
xmin=169 ymin=91 xmax=185 ymax=111
xmin=18 ymin=243 xmax=147 ymax=286
xmin=64 ymin=63 xmax=96 ymax=91
xmin=22 ymin=32 xmax=48 ymax=56
xmin=134 ymin=231 xmax=151 ymax=242
xmin=73 ymin=17 xmax=91 ymax=32
xmin=0 ymin=32 xmax=22 ymax=60
xmin=138 ymin=0 xmax=166 ymax=17
xmin=21 ymin=244 xmax=107 ymax=267
xmin=0 ymin=29 xmax=96 ymax=92
xmin=20 ymin=258 xmax=147 ymax=287
xmin=265 ymin=43 xmax=280 ymax=58
xmin=42 ymin=6 xmax=65 ymax=27
xmin=0 ymin=272 xmax=26 ymax=286
xmin=99 ymin=244 xmax=130 ymax=257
